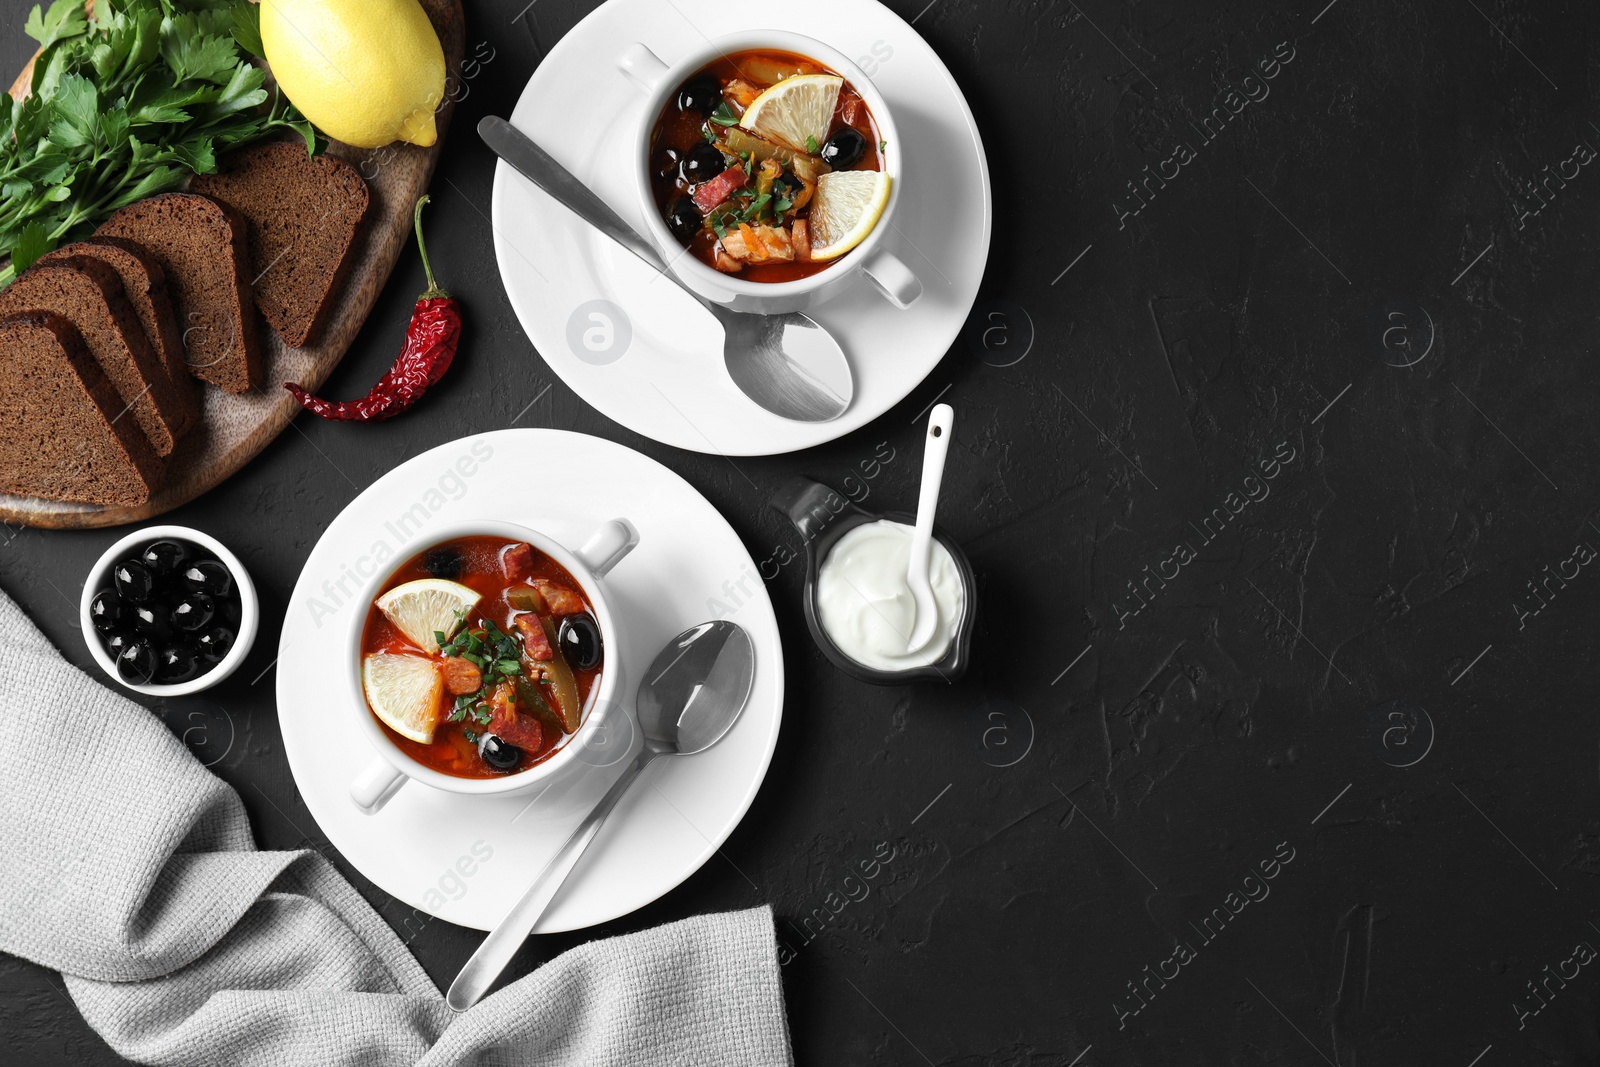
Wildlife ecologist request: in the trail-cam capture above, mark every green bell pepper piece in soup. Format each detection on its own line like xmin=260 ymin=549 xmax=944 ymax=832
xmin=516 ymin=619 xmax=582 ymax=735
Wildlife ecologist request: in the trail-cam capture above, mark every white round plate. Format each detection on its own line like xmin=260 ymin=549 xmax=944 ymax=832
xmin=491 ymin=0 xmax=992 ymax=456
xmin=277 ymin=429 xmax=782 ymax=932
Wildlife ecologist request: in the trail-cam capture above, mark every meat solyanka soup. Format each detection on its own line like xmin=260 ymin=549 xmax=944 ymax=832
xmin=649 ymin=49 xmax=888 ymax=282
xmin=360 ymin=536 xmax=603 ymax=779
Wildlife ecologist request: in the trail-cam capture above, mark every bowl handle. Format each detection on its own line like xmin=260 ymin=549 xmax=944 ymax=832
xmin=576 ymin=518 xmax=640 ymax=578
xmin=618 ymin=43 xmax=669 ymax=93
xmin=770 ymin=477 xmax=858 ymax=546
xmin=862 ymin=249 xmax=923 ymax=309
xmin=350 ymin=756 xmax=407 ymax=815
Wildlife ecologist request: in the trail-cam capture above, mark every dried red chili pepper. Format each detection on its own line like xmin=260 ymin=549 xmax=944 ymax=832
xmin=285 ymin=195 xmax=461 ymax=422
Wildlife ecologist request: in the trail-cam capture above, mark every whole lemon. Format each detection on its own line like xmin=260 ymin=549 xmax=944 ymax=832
xmin=261 ymin=0 xmax=446 ymax=149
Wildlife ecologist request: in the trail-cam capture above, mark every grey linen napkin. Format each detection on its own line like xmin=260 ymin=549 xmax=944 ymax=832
xmin=0 ymin=589 xmax=793 ymax=1066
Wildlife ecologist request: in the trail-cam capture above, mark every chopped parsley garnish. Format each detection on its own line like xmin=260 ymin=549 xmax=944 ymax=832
xmin=739 ymin=193 xmax=771 ymax=222
xmin=806 ymin=135 xmax=819 ymax=154
xmin=441 ymin=619 xmax=528 ymax=731
xmin=709 ymin=101 xmax=739 ymax=127
xmin=880 ymin=140 xmax=888 ymax=152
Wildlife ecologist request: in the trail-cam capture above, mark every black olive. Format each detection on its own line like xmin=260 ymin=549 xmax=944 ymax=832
xmin=677 ymin=75 xmax=722 ymax=114
xmin=114 ymin=559 xmax=156 ymax=603
xmin=820 ymin=126 xmax=867 ymax=169
xmin=181 ymin=559 xmax=233 ymax=598
xmin=131 ymin=602 xmax=173 ymax=643
xmin=653 ymin=147 xmax=681 ymax=180
xmin=104 ymin=631 xmax=131 ymax=656
xmin=666 ymin=198 xmax=702 ymax=242
xmin=681 ymin=142 xmax=727 ymax=184
xmin=90 ymin=589 xmax=126 ymax=634
xmin=423 ymin=546 xmax=463 ymax=579
xmin=195 ymin=626 xmax=235 ymax=665
xmin=557 ymin=613 xmax=603 ymax=671
xmin=171 ymin=593 xmax=215 ymax=633
xmin=117 ymin=639 xmax=156 ymax=684
xmin=479 ymin=734 xmax=523 ymax=772
xmin=155 ymin=645 xmax=200 ymax=684
xmin=141 ymin=539 xmax=191 ymax=578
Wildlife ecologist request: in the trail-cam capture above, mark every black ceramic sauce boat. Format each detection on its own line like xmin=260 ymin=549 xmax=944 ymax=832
xmin=770 ymin=477 xmax=976 ymax=685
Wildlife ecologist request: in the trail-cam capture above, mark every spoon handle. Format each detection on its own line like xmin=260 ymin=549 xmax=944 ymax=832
xmin=446 ymin=749 xmax=654 ymax=1011
xmin=909 ymin=404 xmax=954 ymax=568
xmin=478 ymin=116 xmax=671 ymax=275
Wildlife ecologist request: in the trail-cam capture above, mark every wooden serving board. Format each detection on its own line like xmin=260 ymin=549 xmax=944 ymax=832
xmin=0 ymin=0 xmax=466 ymax=529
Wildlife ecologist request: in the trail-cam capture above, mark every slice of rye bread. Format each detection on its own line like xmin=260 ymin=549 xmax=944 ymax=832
xmin=95 ymin=193 xmax=262 ymax=395
xmin=0 ymin=311 xmax=164 ymax=506
xmin=38 ymin=237 xmax=199 ymax=436
xmin=0 ymin=257 xmax=189 ymax=457
xmin=191 ymin=141 xmax=370 ymax=348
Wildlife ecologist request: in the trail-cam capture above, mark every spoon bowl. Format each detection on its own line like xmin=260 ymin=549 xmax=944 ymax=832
xmin=637 ymin=621 xmax=756 ymax=752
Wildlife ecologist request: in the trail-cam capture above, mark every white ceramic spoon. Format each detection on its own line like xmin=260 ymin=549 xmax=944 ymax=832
xmin=905 ymin=403 xmax=954 ymax=653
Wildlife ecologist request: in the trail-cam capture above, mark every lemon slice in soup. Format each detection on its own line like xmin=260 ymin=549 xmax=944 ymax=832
xmin=375 ymin=578 xmax=479 ymax=653
xmin=738 ymin=73 xmax=843 ymax=153
xmin=808 ymin=171 xmax=893 ymax=261
xmin=363 ymin=653 xmax=444 ymax=743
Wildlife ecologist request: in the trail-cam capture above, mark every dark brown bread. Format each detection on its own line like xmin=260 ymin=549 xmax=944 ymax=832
xmin=0 ymin=258 xmax=189 ymax=457
xmin=0 ymin=311 xmax=164 ymax=506
xmin=38 ymin=237 xmax=199 ymax=436
xmin=95 ymin=193 xmax=262 ymax=394
xmin=191 ymin=141 xmax=370 ymax=348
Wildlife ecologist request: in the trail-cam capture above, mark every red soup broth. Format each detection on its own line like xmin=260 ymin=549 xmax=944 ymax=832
xmin=648 ymin=48 xmax=886 ymax=283
xmin=360 ymin=535 xmax=601 ymax=779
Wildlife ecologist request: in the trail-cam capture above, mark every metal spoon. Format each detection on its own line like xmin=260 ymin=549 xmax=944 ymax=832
xmin=906 ymin=403 xmax=954 ymax=652
xmin=479 ymin=116 xmax=853 ymax=423
xmin=445 ymin=620 xmax=756 ymax=1012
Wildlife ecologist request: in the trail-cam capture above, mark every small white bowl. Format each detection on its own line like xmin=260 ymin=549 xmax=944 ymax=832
xmin=80 ymin=524 xmax=260 ymax=696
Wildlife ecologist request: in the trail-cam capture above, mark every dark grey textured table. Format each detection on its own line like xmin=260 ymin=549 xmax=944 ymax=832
xmin=5 ymin=1 xmax=1600 ymax=1064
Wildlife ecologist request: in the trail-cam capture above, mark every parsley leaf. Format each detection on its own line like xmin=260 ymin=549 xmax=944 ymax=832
xmin=24 ymin=0 xmax=88 ymax=49
xmin=230 ymin=1 xmax=265 ymax=59
xmin=50 ymin=73 xmax=98 ymax=142
xmin=709 ymin=101 xmax=739 ymax=127
xmin=10 ymin=223 xmax=50 ymax=275
xmin=205 ymin=63 xmax=268 ymax=122
xmin=160 ymin=14 xmax=240 ymax=86
xmin=806 ymin=135 xmax=819 ymax=153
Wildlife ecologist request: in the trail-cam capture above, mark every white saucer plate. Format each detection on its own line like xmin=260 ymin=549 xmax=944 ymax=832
xmin=491 ymin=0 xmax=992 ymax=455
xmin=277 ymin=429 xmax=782 ymax=932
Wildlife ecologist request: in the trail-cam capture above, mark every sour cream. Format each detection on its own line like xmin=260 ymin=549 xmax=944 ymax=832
xmin=815 ymin=520 xmax=966 ymax=672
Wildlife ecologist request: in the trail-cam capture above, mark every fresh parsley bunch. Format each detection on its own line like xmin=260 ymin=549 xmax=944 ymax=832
xmin=0 ymin=0 xmax=316 ymax=286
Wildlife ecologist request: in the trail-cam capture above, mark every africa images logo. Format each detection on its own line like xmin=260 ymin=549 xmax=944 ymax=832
xmin=1112 ymin=841 xmax=1297 ymax=1029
